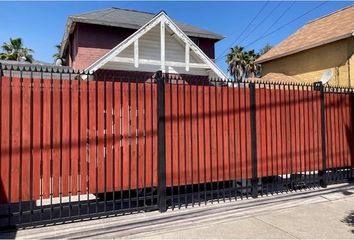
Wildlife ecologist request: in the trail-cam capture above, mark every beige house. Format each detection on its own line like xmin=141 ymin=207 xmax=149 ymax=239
xmin=256 ymin=5 xmax=354 ymax=87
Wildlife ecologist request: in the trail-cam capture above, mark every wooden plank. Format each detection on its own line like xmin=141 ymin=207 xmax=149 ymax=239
xmin=217 ymin=86 xmax=224 ymax=182
xmin=61 ymin=80 xmax=70 ymax=197
xmin=221 ymin=86 xmax=230 ymax=182
xmin=185 ymin=84 xmax=192 ymax=185
xmin=198 ymin=85 xmax=206 ymax=183
xmin=333 ymin=93 xmax=341 ymax=169
xmin=191 ymin=84 xmax=198 ymax=184
xmin=105 ymin=81 xmax=113 ymax=192
xmin=41 ymin=79 xmax=51 ymax=199
xmin=308 ymin=87 xmax=313 ymax=171
xmin=21 ymin=78 xmax=31 ymax=201
xmin=0 ymin=76 xmax=9 ymax=203
xmin=300 ymin=87 xmax=306 ymax=173
xmin=88 ymin=80 xmax=97 ymax=193
xmin=244 ymin=88 xmax=252 ymax=179
xmin=344 ymin=94 xmax=351 ymax=168
xmin=137 ymin=83 xmax=146 ymax=189
xmin=113 ymin=81 xmax=121 ymax=191
xmin=210 ymin=85 xmax=218 ymax=182
xmin=79 ymin=80 xmax=87 ymax=195
xmin=52 ymin=80 xmax=61 ymax=198
xmin=121 ymin=82 xmax=130 ymax=190
xmin=70 ymin=80 xmax=79 ymax=196
xmin=204 ymin=84 xmax=212 ymax=183
xmin=265 ymin=87 xmax=272 ymax=177
xmin=32 ymin=78 xmax=41 ymax=200
xmin=283 ymin=87 xmax=291 ymax=174
xmin=144 ymin=82 xmax=153 ymax=188
xmin=10 ymin=77 xmax=21 ymax=203
xmin=97 ymin=80 xmax=105 ymax=193
xmin=130 ymin=82 xmax=138 ymax=189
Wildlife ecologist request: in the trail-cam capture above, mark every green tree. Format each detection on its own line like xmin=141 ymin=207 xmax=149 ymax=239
xmin=53 ymin=44 xmax=61 ymax=61
xmin=259 ymin=43 xmax=273 ymax=55
xmin=244 ymin=49 xmax=261 ymax=78
xmin=226 ymin=46 xmax=245 ymax=81
xmin=226 ymin=46 xmax=261 ymax=81
xmin=0 ymin=38 xmax=34 ymax=62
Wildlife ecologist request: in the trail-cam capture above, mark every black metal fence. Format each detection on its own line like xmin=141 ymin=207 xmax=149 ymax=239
xmin=0 ymin=64 xmax=353 ymax=230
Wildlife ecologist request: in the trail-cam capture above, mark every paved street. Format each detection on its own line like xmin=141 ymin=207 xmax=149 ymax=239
xmin=1 ymin=182 xmax=354 ymax=239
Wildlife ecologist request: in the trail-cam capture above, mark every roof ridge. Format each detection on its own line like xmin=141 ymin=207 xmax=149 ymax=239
xmin=71 ymin=7 xmax=115 ymax=17
xmin=306 ymin=4 xmax=354 ymax=25
xmin=111 ymin=7 xmax=157 ymax=16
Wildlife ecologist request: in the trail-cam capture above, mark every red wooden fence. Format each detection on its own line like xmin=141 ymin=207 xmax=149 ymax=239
xmin=0 ymin=76 xmax=353 ymax=204
xmin=0 ymin=76 xmax=158 ymax=204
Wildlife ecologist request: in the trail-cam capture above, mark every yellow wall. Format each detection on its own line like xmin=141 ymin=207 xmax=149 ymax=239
xmin=261 ymin=37 xmax=354 ymax=87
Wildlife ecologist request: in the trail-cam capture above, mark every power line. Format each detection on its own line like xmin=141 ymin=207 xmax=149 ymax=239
xmin=244 ymin=1 xmax=328 ymax=48
xmin=252 ymin=1 xmax=296 ymax=44
xmin=215 ymin=1 xmax=269 ymax=62
xmin=238 ymin=1 xmax=283 ymax=45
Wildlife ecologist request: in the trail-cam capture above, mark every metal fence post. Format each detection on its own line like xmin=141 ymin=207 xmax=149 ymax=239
xmin=315 ymin=82 xmax=327 ymax=187
xmin=250 ymin=82 xmax=258 ymax=198
xmin=156 ymin=71 xmax=167 ymax=212
xmin=351 ymin=92 xmax=354 ymax=180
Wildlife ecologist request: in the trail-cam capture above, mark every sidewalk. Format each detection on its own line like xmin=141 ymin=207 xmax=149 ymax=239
xmin=2 ymin=183 xmax=354 ymax=239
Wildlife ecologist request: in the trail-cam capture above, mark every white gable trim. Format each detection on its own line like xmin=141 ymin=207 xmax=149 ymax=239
xmin=85 ymin=11 xmax=227 ymax=80
xmin=161 ymin=14 xmax=227 ymax=79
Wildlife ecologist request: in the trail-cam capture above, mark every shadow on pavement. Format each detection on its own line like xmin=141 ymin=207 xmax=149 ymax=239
xmin=0 ymin=230 xmax=17 ymax=239
xmin=342 ymin=211 xmax=354 ymax=233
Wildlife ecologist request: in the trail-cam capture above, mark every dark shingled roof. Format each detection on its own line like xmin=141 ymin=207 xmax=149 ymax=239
xmin=60 ymin=8 xmax=224 ymax=56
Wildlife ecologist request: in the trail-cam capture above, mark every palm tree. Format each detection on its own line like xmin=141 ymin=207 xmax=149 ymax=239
xmin=0 ymin=38 xmax=34 ymax=62
xmin=244 ymin=50 xmax=261 ymax=78
xmin=53 ymin=44 xmax=61 ymax=61
xmin=226 ymin=46 xmax=245 ymax=81
xmin=226 ymin=46 xmax=261 ymax=81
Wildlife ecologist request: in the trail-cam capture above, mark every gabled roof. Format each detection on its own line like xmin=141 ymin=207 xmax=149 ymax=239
xmin=256 ymin=4 xmax=354 ymax=63
xmin=85 ymin=11 xmax=228 ymax=79
xmin=60 ymin=7 xmax=224 ymax=57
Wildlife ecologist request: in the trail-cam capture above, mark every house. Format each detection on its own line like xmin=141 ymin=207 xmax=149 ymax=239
xmin=256 ymin=5 xmax=354 ymax=87
xmin=59 ymin=8 xmax=227 ymax=81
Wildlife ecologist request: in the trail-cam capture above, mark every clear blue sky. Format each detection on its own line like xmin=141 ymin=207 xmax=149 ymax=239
xmin=0 ymin=1 xmax=353 ymax=73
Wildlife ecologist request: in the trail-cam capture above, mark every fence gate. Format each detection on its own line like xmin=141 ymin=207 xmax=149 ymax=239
xmin=0 ymin=64 xmax=353 ymax=229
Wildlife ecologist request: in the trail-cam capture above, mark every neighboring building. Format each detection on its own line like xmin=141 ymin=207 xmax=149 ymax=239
xmin=59 ymin=8 xmax=227 ymax=80
xmin=256 ymin=5 xmax=354 ymax=87
xmin=249 ymin=72 xmax=302 ymax=85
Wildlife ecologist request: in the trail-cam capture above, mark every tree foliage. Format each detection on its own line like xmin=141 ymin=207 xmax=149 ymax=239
xmin=53 ymin=44 xmax=61 ymax=61
xmin=226 ymin=45 xmax=261 ymax=81
xmin=0 ymin=38 xmax=34 ymax=63
xmin=259 ymin=43 xmax=273 ymax=55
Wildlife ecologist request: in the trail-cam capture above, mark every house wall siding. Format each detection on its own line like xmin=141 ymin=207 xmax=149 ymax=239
xmin=261 ymin=37 xmax=354 ymax=87
xmin=102 ymin=25 xmax=209 ymax=76
xmin=67 ymin=23 xmax=217 ymax=71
